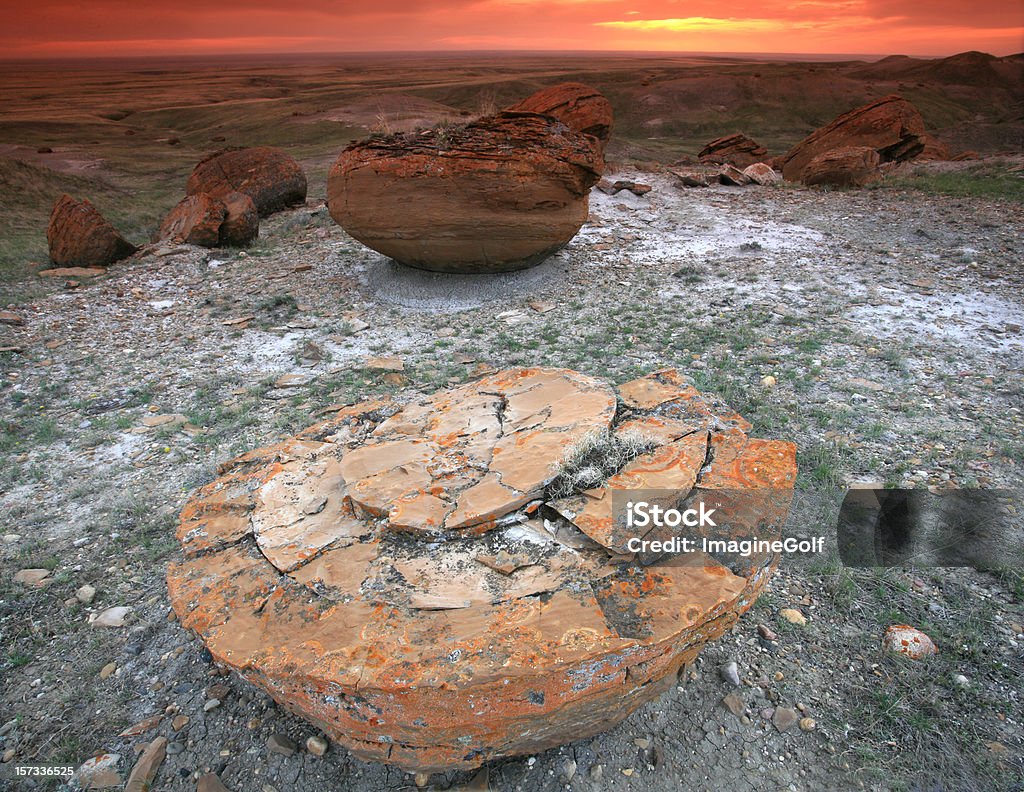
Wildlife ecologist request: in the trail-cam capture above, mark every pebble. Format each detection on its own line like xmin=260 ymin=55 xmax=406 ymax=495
xmin=90 ymin=606 xmax=132 ymax=628
xmin=267 ymin=733 xmax=297 ymax=757
xmin=171 ymin=715 xmax=189 ymax=731
xmin=722 ymin=692 xmax=745 ymax=717
xmin=204 ymin=698 xmax=221 ymax=712
xmin=720 ymin=661 xmax=741 ymax=687
xmin=761 ymin=375 xmax=777 ymax=387
xmin=590 ymin=764 xmax=604 ymax=781
xmin=757 ymin=624 xmax=778 ymax=641
xmin=306 ymin=735 xmax=328 ymax=756
xmin=2 ymin=748 xmax=15 ymax=763
xmin=2 ymin=534 xmax=21 ymax=543
xmin=165 ymin=741 xmax=185 ymax=756
xmin=882 ymin=625 xmax=938 ymax=659
xmin=953 ymin=674 xmax=969 ymax=687
xmin=779 ymin=608 xmax=807 ymax=625
xmin=99 ymin=662 xmax=116 ymax=679
xmin=76 ymin=584 xmax=97 ymax=604
xmin=197 ymin=773 xmax=231 ymax=792
xmin=773 ymin=707 xmax=799 ymax=732
xmin=799 ymin=717 xmax=817 ymax=732
xmin=14 ymin=568 xmax=51 ymax=587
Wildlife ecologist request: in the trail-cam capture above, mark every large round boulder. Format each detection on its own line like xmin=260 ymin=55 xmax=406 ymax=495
xmin=328 ymin=112 xmax=604 ymax=273
xmin=508 ymin=82 xmax=613 ymax=154
xmin=186 ymin=147 xmax=306 ymax=217
xmin=47 ymin=194 xmax=137 ymax=267
xmin=167 ymin=368 xmax=796 ymax=773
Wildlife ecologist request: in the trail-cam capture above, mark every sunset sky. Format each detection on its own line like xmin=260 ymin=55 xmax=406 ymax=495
xmin=1 ymin=0 xmax=1021 ymax=58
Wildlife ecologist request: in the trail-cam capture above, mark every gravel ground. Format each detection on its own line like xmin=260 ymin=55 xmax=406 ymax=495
xmin=1 ymin=171 xmax=1022 ymax=791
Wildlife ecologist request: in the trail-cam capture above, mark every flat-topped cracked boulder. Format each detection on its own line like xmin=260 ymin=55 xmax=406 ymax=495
xmin=167 ymin=368 xmax=796 ymax=773
xmin=327 ymin=108 xmax=605 ymax=274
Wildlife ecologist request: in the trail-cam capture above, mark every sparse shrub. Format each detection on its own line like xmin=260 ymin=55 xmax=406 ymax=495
xmin=547 ymin=429 xmax=656 ymax=500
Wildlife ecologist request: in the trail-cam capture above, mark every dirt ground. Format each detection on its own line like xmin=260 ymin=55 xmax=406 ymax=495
xmin=1 ymin=163 xmax=1023 ymax=791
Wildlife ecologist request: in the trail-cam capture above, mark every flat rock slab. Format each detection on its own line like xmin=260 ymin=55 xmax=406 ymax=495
xmin=167 ymin=368 xmax=796 ymax=773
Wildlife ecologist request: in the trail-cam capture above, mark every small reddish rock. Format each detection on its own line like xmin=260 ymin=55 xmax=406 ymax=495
xmin=882 ymin=624 xmax=938 ymax=659
xmin=157 ymin=194 xmax=226 ymax=247
xmin=742 ymin=162 xmax=781 ymax=186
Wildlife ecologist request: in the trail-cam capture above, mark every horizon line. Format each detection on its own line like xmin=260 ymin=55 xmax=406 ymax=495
xmin=0 ymin=47 xmax=1014 ymax=65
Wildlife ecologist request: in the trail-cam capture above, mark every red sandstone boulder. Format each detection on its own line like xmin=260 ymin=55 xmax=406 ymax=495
xmin=167 ymin=368 xmax=796 ymax=773
xmin=508 ymin=82 xmax=613 ymax=154
xmin=328 ymin=112 xmax=604 ymax=273
xmin=802 ymin=146 xmax=882 ymax=188
xmin=47 ymin=194 xmax=136 ymax=267
xmin=186 ymin=147 xmax=306 ymax=217
xmin=157 ymin=191 xmax=258 ymax=247
xmin=219 ymin=192 xmax=259 ymax=246
xmin=699 ymin=133 xmax=769 ymax=168
xmin=780 ymin=95 xmax=928 ymax=183
xmin=157 ymin=194 xmax=225 ymax=247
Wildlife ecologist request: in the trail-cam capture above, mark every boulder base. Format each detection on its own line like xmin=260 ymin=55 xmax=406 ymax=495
xmin=328 ymin=112 xmax=603 ymax=273
xmin=167 ymin=368 xmax=796 ymax=773
xmin=186 ymin=147 xmax=306 ymax=217
xmin=47 ymin=194 xmax=136 ymax=267
xmin=803 ymin=146 xmax=882 ymax=188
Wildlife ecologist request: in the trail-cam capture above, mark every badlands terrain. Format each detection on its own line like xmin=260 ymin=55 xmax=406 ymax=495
xmin=0 ymin=52 xmax=1022 ymax=791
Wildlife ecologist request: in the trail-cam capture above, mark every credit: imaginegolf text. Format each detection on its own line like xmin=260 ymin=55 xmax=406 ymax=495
xmin=623 ymin=500 xmax=826 ymax=557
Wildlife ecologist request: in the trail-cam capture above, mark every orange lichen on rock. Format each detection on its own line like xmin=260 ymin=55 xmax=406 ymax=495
xmin=167 ymin=368 xmax=796 ymax=772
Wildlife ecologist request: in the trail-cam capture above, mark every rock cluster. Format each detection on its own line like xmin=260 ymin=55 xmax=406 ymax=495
xmin=328 ymin=85 xmax=609 ymax=273
xmin=156 ymin=191 xmax=258 ymax=247
xmin=46 ymin=194 xmax=137 ymax=267
xmin=153 ymin=146 xmax=306 ymax=248
xmin=698 ymin=133 xmax=769 ymax=168
xmin=186 ymin=146 xmax=307 ymax=217
xmin=779 ymin=95 xmax=933 ymax=185
xmin=167 ymin=368 xmax=796 ymax=773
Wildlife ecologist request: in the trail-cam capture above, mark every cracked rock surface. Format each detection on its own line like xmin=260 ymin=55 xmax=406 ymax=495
xmin=167 ymin=367 xmax=795 ymax=772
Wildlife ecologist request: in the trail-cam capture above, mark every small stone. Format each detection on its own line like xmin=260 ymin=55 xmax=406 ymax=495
xmin=559 ymin=758 xmax=577 ymax=782
xmin=0 ymin=720 xmax=16 ymax=737
xmin=72 ymin=752 xmax=121 ymax=788
xmin=761 ymin=375 xmax=777 ymax=387
xmin=14 ymin=568 xmax=51 ymax=587
xmin=882 ymin=625 xmax=938 ymax=659
xmin=204 ymin=698 xmax=221 ymax=712
xmin=799 ymin=717 xmax=817 ymax=732
xmin=366 ymin=355 xmax=405 ymax=372
xmin=720 ymin=661 xmax=741 ymax=686
xmin=90 ymin=606 xmax=132 ymax=628
xmin=414 ymin=771 xmax=430 ymax=787
xmin=622 ymin=767 xmax=634 ymax=776
xmin=124 ymin=736 xmax=167 ymax=792
xmin=773 ymin=707 xmax=799 ymax=732
xmin=779 ymin=608 xmax=806 ymax=625
xmin=634 ymin=737 xmax=650 ymax=749
xmin=165 ymin=741 xmax=185 ymax=756
xmin=953 ymin=674 xmax=969 ymax=687
xmin=2 ymin=748 xmax=15 ymax=763
xmin=274 ymin=373 xmax=314 ymax=389
xmin=722 ymin=692 xmax=745 ymax=717
xmin=306 ymin=735 xmax=328 ymax=756
xmin=0 ymin=311 xmax=24 ymax=326
xmin=172 ymin=714 xmax=189 ymax=731
xmin=590 ymin=764 xmax=604 ymax=781
xmin=99 ymin=662 xmax=117 ymax=679
xmin=267 ymin=733 xmax=297 ymax=757
xmin=141 ymin=413 xmax=188 ymax=428
xmin=76 ymin=584 xmax=97 ymax=604
xmin=757 ymin=624 xmax=778 ymax=641
xmin=197 ymin=773 xmax=232 ymax=792
xmin=2 ymin=534 xmax=21 ymax=543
